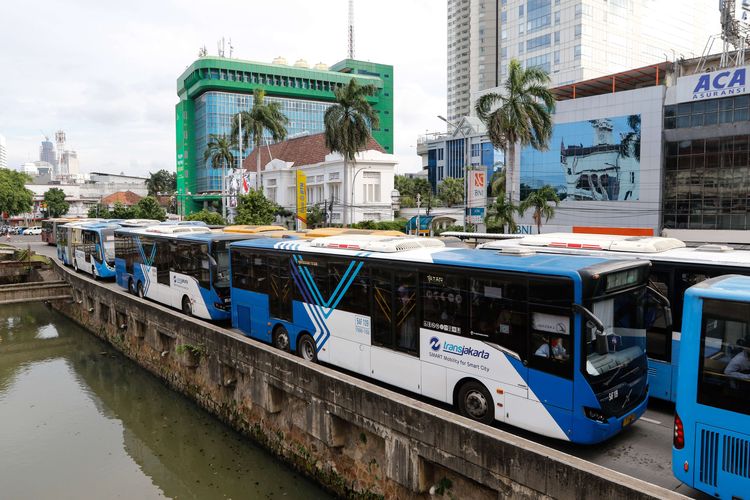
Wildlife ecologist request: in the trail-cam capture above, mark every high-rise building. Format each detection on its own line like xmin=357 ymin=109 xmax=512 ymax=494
xmin=447 ymin=0 xmax=719 ymax=123
xmin=39 ymin=139 xmax=56 ymax=168
xmin=176 ymin=56 xmax=394 ymax=215
xmin=0 ymin=134 xmax=6 ymax=169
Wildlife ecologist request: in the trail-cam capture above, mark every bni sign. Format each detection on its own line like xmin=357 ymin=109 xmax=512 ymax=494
xmin=675 ymin=65 xmax=748 ymax=102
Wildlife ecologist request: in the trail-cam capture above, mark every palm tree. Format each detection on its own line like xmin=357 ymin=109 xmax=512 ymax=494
xmin=475 ymin=59 xmax=555 ymax=203
xmin=232 ymin=89 xmax=289 ymax=190
xmin=519 ymin=185 xmax=560 ymax=234
xmin=620 ymin=114 xmax=641 ymax=161
xmin=486 ymin=196 xmax=519 ymax=234
xmin=323 ymin=79 xmax=380 ymax=225
xmin=204 ymin=134 xmax=236 ymax=219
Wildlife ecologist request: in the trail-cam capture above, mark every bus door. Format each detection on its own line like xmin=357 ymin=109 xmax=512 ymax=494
xmin=644 ymin=268 xmax=675 ymax=400
xmin=322 ymin=259 xmax=370 ymax=376
xmin=370 ymin=266 xmax=421 ymax=393
xmin=526 ymin=280 xmax=574 ymax=413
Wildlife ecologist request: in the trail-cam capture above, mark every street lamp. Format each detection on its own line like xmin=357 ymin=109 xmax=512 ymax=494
xmin=350 ymin=166 xmax=372 ymax=227
xmin=437 ymin=115 xmax=472 ymax=232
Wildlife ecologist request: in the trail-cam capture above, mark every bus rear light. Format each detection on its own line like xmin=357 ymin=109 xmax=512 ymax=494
xmin=673 ymin=412 xmax=685 ymax=449
xmin=584 ymin=407 xmax=608 ymax=423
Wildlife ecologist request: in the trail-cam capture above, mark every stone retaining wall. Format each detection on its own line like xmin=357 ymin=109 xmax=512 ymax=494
xmin=49 ymin=261 xmax=686 ymax=500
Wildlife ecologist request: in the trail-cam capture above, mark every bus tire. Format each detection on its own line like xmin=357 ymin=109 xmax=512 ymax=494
xmin=181 ymin=296 xmax=192 ymax=316
xmin=92 ymin=265 xmax=98 ymax=280
xmin=128 ymin=278 xmax=136 ymax=295
xmin=457 ymin=380 xmax=494 ymax=425
xmin=297 ymin=333 xmax=317 ymax=362
xmin=272 ymin=325 xmax=291 ymax=352
xmin=73 ymin=259 xmax=79 ymax=272
xmin=137 ymin=282 xmax=145 ymax=298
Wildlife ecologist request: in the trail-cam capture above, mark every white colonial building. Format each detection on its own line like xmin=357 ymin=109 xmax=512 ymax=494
xmin=243 ymin=133 xmax=397 ymax=226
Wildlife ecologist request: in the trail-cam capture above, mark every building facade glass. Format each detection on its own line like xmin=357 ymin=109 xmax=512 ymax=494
xmin=194 ymin=91 xmax=331 ymax=193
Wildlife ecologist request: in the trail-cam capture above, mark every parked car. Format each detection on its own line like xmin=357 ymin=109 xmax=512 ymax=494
xmin=22 ymin=226 xmax=42 ymax=235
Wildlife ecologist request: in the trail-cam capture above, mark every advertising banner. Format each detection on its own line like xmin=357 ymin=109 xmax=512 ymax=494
xmin=675 ymin=65 xmax=749 ymax=102
xmin=296 ymin=170 xmax=307 ymax=229
xmin=466 ymin=169 xmax=487 ymax=223
xmin=520 ymin=115 xmax=641 ymax=202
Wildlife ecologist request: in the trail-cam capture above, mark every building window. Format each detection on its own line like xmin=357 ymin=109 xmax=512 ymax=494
xmin=471 ymin=143 xmax=481 ymax=157
xmin=527 ymin=0 xmax=552 ymax=32
xmin=554 ymin=50 xmax=560 ymax=64
xmin=501 ymin=46 xmax=508 ymax=58
xmin=574 ymin=3 xmax=582 ymax=18
xmin=362 ymin=171 xmax=381 ymax=203
xmin=554 ymin=10 xmax=560 ymax=24
xmin=527 ymin=34 xmax=551 ymax=51
xmin=574 ymin=24 xmax=582 ymax=38
xmin=526 ymin=53 xmax=551 ymax=73
xmin=573 ymin=45 xmax=581 ymax=60
xmin=665 ymin=96 xmax=749 ymax=130
xmin=554 ymin=31 xmax=560 ymax=44
xmin=519 ymin=4 xmax=524 ymax=16
xmin=437 ymin=149 xmax=444 ymax=161
xmin=501 ymin=11 xmax=507 ymax=22
xmin=519 ymin=42 xmax=525 ymax=54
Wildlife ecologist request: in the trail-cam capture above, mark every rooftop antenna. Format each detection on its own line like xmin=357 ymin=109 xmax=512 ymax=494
xmin=348 ymin=0 xmax=355 ymax=59
xmin=229 ymin=38 xmax=234 ymax=58
xmin=696 ymin=0 xmax=749 ymax=72
xmin=217 ymin=37 xmax=225 ymax=58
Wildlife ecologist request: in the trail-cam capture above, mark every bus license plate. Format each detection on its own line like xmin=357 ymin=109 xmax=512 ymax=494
xmin=622 ymin=414 xmax=636 ymax=428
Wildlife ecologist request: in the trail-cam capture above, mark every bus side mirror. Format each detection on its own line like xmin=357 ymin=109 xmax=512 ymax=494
xmin=647 ymin=285 xmax=673 ymax=330
xmin=596 ymin=334 xmax=609 ymax=355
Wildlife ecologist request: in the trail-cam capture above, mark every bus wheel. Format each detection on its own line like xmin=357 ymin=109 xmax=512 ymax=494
xmin=457 ymin=381 xmax=494 ymax=425
xmin=297 ymin=334 xmax=317 ymax=362
xmin=181 ymin=296 xmax=192 ymax=316
xmin=272 ymin=325 xmax=291 ymax=352
xmin=73 ymin=260 xmax=79 ymax=272
xmin=137 ymin=282 xmax=145 ymax=298
xmin=128 ymin=279 xmax=136 ymax=295
xmin=91 ymin=265 xmax=98 ymax=280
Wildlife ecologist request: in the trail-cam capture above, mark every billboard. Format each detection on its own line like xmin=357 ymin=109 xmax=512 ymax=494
xmin=520 ymin=115 xmax=641 ymax=202
xmin=296 ymin=170 xmax=307 ymax=229
xmin=675 ymin=65 xmax=748 ymax=102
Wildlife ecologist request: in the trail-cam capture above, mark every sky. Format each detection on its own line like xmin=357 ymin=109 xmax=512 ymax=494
xmin=0 ymin=0 xmax=447 ymax=177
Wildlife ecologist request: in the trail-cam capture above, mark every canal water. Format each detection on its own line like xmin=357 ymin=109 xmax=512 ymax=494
xmin=0 ymin=302 xmax=331 ymax=499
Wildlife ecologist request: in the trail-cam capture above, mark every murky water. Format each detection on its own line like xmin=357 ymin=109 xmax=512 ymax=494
xmin=0 ymin=303 xmax=331 ymax=499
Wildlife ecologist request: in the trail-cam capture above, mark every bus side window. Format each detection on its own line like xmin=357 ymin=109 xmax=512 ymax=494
xmin=156 ymin=241 xmax=170 ymax=285
xmin=293 ymin=256 xmax=329 ymax=304
xmin=329 ymin=260 xmax=369 ymax=316
xmin=371 ymin=266 xmax=393 ymax=348
xmin=420 ymin=272 xmax=467 ymax=337
xmin=528 ymin=278 xmax=573 ymax=379
xmin=268 ymin=256 xmax=292 ymax=321
xmin=469 ymin=276 xmax=527 ymax=357
xmin=230 ymin=250 xmax=252 ymax=290
xmin=251 ymin=254 xmax=268 ymax=294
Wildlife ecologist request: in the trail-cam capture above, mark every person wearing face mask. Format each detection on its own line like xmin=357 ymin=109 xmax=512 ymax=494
xmin=535 ymin=337 xmax=568 ymax=360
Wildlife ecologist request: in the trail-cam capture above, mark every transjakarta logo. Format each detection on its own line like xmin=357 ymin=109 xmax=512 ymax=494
xmin=429 ymin=336 xmax=490 ymax=359
xmin=692 ymin=68 xmax=746 ymax=100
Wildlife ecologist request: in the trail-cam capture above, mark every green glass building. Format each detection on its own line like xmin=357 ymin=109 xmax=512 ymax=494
xmin=175 ymin=57 xmax=393 ymax=214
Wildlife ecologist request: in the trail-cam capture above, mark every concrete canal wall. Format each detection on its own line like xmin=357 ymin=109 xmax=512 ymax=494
xmin=48 ymin=261 xmax=685 ymax=500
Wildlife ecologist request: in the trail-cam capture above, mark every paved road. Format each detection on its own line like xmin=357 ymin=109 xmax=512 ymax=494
xmin=20 ymin=236 xmax=710 ymax=498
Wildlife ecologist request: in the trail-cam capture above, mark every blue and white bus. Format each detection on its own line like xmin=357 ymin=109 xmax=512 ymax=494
xmin=71 ymin=222 xmax=120 ymax=279
xmin=114 ymin=225 xmax=246 ymax=320
xmin=480 ymin=233 xmax=750 ymax=402
xmin=229 ymin=235 xmax=661 ymax=443
xmin=673 ymin=275 xmax=750 ymax=499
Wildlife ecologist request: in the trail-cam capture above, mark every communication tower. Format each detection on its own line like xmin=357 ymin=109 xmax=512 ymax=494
xmin=697 ymin=0 xmax=750 ymax=72
xmin=348 ymin=0 xmax=355 ymax=59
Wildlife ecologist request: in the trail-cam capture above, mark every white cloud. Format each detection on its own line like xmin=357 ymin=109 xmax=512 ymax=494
xmin=0 ymin=0 xmax=447 ymax=176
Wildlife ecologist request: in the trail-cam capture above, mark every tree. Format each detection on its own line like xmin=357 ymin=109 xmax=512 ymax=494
xmin=235 ymin=189 xmax=279 ymax=225
xmin=87 ymin=203 xmax=110 ymax=219
xmin=488 ymin=170 xmax=506 ymax=199
xmin=519 ymin=185 xmax=560 ymax=234
xmin=0 ymin=169 xmax=33 ymax=220
xmin=475 ymin=59 xmax=555 ymax=203
xmin=43 ymin=187 xmax=69 ymax=218
xmin=186 ymin=209 xmax=225 ymax=225
xmin=306 ymin=203 xmax=326 ymax=228
xmin=146 ymin=169 xmax=177 ymax=197
xmin=437 ymin=177 xmax=464 ymax=207
xmin=109 ymin=202 xmax=136 ymax=219
xmin=232 ymin=89 xmax=289 ymax=190
xmin=324 ymin=79 xmax=379 ymax=225
xmin=134 ymin=196 xmax=166 ymax=221
xmin=486 ymin=196 xmax=519 ymax=234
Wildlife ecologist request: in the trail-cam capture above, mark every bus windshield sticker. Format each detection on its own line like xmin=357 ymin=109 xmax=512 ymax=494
xmin=532 ymin=312 xmax=569 ymax=335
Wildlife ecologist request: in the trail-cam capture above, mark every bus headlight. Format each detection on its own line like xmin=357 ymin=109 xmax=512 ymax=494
xmin=584 ymin=407 xmax=608 ymax=423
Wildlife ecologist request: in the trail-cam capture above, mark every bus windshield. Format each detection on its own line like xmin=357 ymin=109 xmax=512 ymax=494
xmin=212 ymin=241 xmax=231 ymax=292
xmin=585 ymin=288 xmax=648 ymax=378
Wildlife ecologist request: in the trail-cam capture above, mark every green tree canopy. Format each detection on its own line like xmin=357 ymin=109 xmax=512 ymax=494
xmin=519 ymin=185 xmax=560 ymax=234
xmin=43 ymin=187 xmax=70 ymax=218
xmin=485 ymin=196 xmax=519 ymax=234
xmin=87 ymin=203 xmax=110 ymax=219
xmin=186 ymin=209 xmax=225 ymax=226
xmin=306 ymin=203 xmax=326 ymax=228
xmin=110 ymin=202 xmax=136 ymax=219
xmin=232 ymin=89 xmax=289 ymax=189
xmin=134 ymin=196 xmax=166 ymax=221
xmin=0 ymin=169 xmax=33 ymax=219
xmin=475 ymin=59 xmax=555 ymax=202
xmin=324 ymin=79 xmax=379 ymax=225
xmin=146 ymin=169 xmax=177 ymax=197
xmin=235 ymin=189 xmax=279 ymax=225
xmin=437 ymin=177 xmax=464 ymax=207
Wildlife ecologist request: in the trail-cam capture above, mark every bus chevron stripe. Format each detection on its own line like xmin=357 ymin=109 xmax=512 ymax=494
xmin=290 ymin=262 xmax=330 ymax=349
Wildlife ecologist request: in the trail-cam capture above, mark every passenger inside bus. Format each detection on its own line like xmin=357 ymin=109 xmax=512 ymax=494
xmin=397 ymin=284 xmax=417 ymax=351
xmin=535 ymin=337 xmax=569 ymax=360
xmin=724 ymin=345 xmax=750 ymax=380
